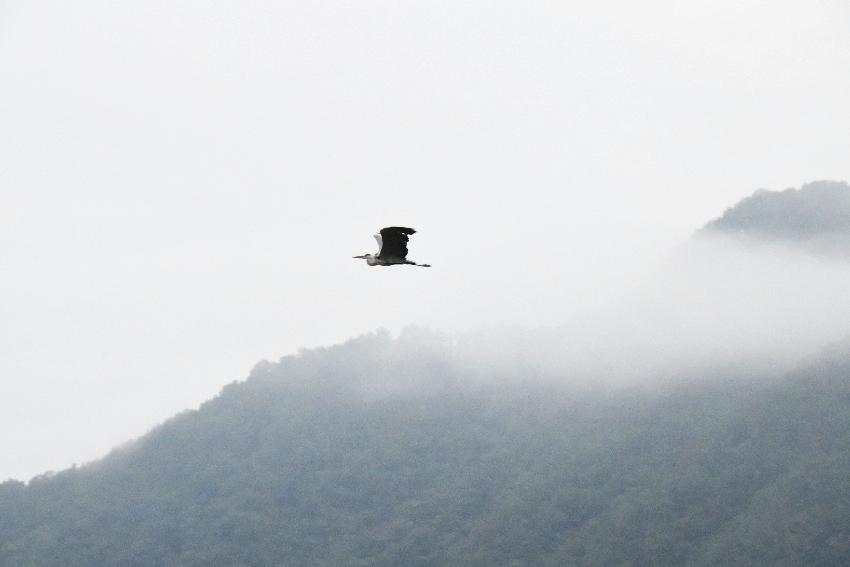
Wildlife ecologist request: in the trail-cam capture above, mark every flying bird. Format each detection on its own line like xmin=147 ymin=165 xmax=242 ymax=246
xmin=353 ymin=227 xmax=431 ymax=267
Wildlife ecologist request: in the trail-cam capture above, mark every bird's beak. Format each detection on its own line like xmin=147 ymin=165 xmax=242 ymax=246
xmin=352 ymin=255 xmax=366 ymax=259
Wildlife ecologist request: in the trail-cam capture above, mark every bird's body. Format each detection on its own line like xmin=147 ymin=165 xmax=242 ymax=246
xmin=353 ymin=226 xmax=431 ymax=267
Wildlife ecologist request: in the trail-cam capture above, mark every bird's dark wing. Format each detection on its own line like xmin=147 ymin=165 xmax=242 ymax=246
xmin=377 ymin=226 xmax=416 ymax=259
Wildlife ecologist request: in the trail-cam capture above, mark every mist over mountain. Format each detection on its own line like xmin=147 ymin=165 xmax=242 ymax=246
xmin=701 ymin=180 xmax=850 ymax=257
xmin=537 ymin=180 xmax=850 ymax=385
xmin=4 ymin=183 xmax=850 ymax=566
xmin=3 ymin=331 xmax=850 ymax=566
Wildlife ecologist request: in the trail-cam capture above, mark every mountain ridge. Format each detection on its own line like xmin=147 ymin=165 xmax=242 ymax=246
xmin=700 ymin=180 xmax=850 ymax=257
xmin=4 ymin=182 xmax=850 ymax=565
xmin=3 ymin=330 xmax=850 ymax=566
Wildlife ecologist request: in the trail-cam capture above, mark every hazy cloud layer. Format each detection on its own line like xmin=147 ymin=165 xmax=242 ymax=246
xmin=3 ymin=1 xmax=850 ymax=480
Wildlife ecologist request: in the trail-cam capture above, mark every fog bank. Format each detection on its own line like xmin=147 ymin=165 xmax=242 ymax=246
xmin=370 ymin=231 xmax=850 ymax=390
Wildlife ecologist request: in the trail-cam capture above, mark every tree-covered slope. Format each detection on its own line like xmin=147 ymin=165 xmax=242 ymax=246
xmin=3 ymin=331 xmax=850 ymax=566
xmin=701 ymin=180 xmax=850 ymax=257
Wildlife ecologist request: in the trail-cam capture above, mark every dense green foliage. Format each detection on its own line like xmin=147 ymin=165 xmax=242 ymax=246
xmin=2 ymin=332 xmax=850 ymax=566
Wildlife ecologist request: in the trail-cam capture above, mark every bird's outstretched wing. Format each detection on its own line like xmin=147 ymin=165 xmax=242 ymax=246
xmin=377 ymin=226 xmax=416 ymax=259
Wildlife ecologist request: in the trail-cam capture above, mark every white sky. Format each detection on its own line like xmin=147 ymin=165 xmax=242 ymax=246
xmin=2 ymin=1 xmax=849 ymax=481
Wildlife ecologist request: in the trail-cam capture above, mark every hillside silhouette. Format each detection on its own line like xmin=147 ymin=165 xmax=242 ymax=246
xmin=702 ymin=180 xmax=850 ymax=257
xmin=3 ymin=182 xmax=850 ymax=566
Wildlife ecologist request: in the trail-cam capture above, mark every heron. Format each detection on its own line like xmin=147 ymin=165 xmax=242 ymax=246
xmin=353 ymin=226 xmax=431 ymax=267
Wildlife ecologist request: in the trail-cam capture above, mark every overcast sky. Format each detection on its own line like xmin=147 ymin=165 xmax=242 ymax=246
xmin=2 ymin=1 xmax=849 ymax=481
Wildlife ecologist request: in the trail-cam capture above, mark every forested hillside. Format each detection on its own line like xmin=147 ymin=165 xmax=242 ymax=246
xmin=2 ymin=331 xmax=850 ymax=566
xmin=702 ymin=180 xmax=850 ymax=257
xmin=4 ymin=182 xmax=850 ymax=566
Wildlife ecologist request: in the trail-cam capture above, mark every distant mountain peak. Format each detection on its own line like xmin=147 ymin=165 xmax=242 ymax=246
xmin=700 ymin=180 xmax=850 ymax=256
xmin=703 ymin=180 xmax=850 ymax=237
